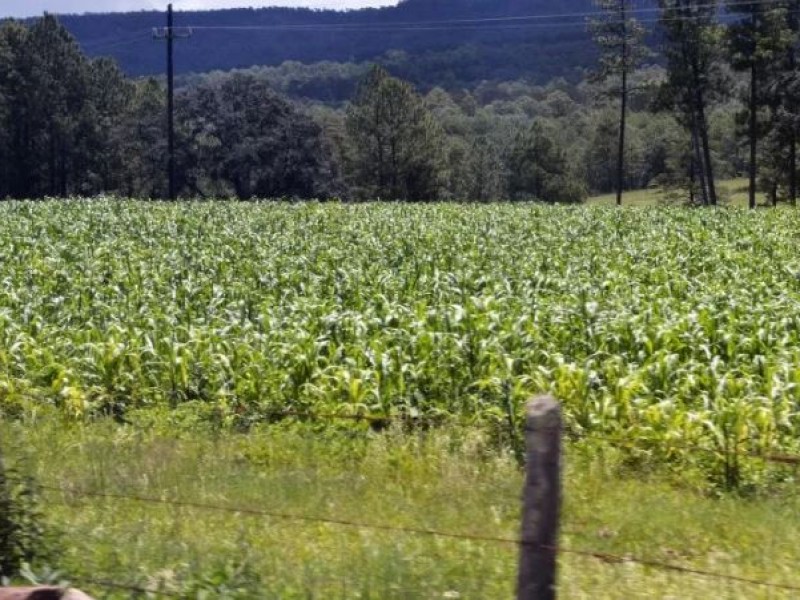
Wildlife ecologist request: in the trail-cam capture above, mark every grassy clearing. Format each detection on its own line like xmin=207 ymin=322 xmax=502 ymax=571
xmin=4 ymin=419 xmax=800 ymax=599
xmin=589 ymin=179 xmax=768 ymax=207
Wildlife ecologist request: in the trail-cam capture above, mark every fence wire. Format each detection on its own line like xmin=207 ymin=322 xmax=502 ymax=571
xmin=40 ymin=484 xmax=800 ymax=594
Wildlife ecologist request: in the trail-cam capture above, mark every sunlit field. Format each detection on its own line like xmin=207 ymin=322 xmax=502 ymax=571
xmin=2 ymin=200 xmax=800 ymax=597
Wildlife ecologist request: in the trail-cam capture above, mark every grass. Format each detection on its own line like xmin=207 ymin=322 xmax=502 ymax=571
xmin=589 ymin=179 xmax=768 ymax=207
xmin=4 ymin=418 xmax=800 ymax=599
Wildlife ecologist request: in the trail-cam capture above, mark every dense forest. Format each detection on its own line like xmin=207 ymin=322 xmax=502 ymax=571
xmin=62 ymin=0 xmax=643 ymax=85
xmin=0 ymin=2 xmax=798 ymax=204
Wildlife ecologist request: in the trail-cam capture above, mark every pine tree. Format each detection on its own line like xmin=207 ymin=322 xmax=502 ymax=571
xmin=346 ymin=66 xmax=446 ymax=201
xmin=0 ymin=27 xmax=12 ymax=198
xmin=120 ymin=79 xmax=167 ymax=198
xmin=508 ymin=121 xmax=586 ymax=204
xmin=766 ymin=0 xmax=800 ymax=204
xmin=26 ymin=15 xmax=93 ymax=197
xmin=0 ymin=20 xmax=31 ymax=198
xmin=727 ymin=1 xmax=792 ymax=208
xmin=82 ymin=57 xmax=134 ymax=194
xmin=659 ymin=0 xmax=723 ymax=206
xmin=589 ymin=0 xmax=650 ymax=206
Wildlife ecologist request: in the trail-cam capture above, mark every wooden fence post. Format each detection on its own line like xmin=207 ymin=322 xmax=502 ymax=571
xmin=516 ymin=395 xmax=562 ymax=600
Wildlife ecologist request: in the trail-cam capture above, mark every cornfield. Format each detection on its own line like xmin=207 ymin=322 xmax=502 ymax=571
xmin=1 ymin=201 xmax=799 ymax=486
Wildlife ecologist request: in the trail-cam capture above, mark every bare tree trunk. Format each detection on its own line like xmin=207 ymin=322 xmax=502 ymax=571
xmin=616 ymin=0 xmax=628 ymax=207
xmin=690 ymin=110 xmax=709 ymax=206
xmin=791 ymin=134 xmax=797 ymax=206
xmin=696 ymin=94 xmax=718 ymax=206
xmin=790 ymin=37 xmax=798 ymax=206
xmin=748 ymin=59 xmax=758 ymax=209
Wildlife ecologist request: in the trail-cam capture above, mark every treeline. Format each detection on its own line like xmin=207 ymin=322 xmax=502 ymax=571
xmin=0 ymin=14 xmax=588 ymax=201
xmin=0 ymin=16 xmax=341 ymax=199
xmin=2 ymin=3 xmax=800 ymax=204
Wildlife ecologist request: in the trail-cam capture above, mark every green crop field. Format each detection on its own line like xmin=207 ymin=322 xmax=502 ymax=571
xmin=2 ymin=200 xmax=800 ymax=597
xmin=2 ymin=201 xmax=800 ymax=473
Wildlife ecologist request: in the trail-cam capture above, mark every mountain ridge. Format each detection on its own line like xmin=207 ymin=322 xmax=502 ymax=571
xmin=51 ymin=0 xmax=657 ymax=86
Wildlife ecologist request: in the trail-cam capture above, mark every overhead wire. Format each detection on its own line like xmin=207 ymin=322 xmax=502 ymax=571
xmin=184 ymin=0 xmax=796 ymax=30
xmin=71 ymin=0 xmax=800 ymax=45
xmin=181 ymin=0 xmax=799 ymax=32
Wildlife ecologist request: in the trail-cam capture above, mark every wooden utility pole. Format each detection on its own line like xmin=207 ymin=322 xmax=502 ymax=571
xmin=153 ymin=4 xmax=192 ymax=200
xmin=517 ymin=396 xmax=563 ymax=600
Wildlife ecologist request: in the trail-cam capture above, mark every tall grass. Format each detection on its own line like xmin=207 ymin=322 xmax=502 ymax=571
xmin=4 ymin=419 xmax=799 ymax=598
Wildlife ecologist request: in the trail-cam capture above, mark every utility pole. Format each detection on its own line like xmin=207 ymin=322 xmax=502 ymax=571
xmin=153 ymin=4 xmax=192 ymax=200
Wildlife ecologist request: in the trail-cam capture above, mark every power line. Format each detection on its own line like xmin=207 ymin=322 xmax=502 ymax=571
xmin=82 ymin=32 xmax=152 ymax=54
xmin=69 ymin=0 xmax=799 ymax=46
xmin=80 ymin=30 xmax=150 ymax=50
xmin=552 ymin=544 xmax=800 ymax=592
xmin=181 ymin=0 xmax=797 ymax=32
xmin=178 ymin=10 xmax=800 ymax=35
xmin=63 ymin=0 xmax=800 ymax=55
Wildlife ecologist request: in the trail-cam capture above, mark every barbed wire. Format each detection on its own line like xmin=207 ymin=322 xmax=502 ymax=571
xmin=68 ymin=577 xmax=183 ymax=597
xmin=568 ymin=430 xmax=800 ymax=465
xmin=39 ymin=484 xmax=800 ymax=593
xmin=256 ymin=406 xmax=800 ymax=465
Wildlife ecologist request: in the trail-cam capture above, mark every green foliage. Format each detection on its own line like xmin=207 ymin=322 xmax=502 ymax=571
xmin=60 ymin=1 xmax=610 ymax=87
xmin=589 ymin=0 xmax=650 ymax=82
xmin=176 ymin=73 xmax=343 ymax=199
xmin=0 ymin=202 xmax=797 ymax=488
xmin=346 ymin=66 xmax=447 ymax=201
xmin=508 ymin=121 xmax=587 ymax=202
xmin=0 ymin=454 xmax=51 ymax=580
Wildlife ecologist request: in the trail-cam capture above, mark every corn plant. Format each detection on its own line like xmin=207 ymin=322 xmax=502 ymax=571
xmin=0 ymin=200 xmax=799 ymax=488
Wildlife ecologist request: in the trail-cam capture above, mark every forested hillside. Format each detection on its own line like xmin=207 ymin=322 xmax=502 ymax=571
xmin=59 ymin=0 xmax=657 ymax=85
xmin=3 ymin=2 xmax=799 ymax=206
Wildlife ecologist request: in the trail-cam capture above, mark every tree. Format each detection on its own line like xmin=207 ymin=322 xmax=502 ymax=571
xmin=345 ymin=66 xmax=446 ymax=201
xmin=589 ymin=0 xmax=650 ymax=205
xmin=762 ymin=0 xmax=800 ymax=205
xmin=727 ymin=0 xmax=791 ymax=208
xmin=27 ymin=15 xmax=94 ymax=197
xmin=176 ymin=73 xmax=342 ymax=199
xmin=79 ymin=57 xmax=134 ymax=195
xmin=0 ymin=20 xmax=32 ymax=198
xmin=508 ymin=120 xmax=586 ymax=204
xmin=0 ymin=26 xmax=13 ymax=198
xmin=659 ymin=0 xmax=723 ymax=206
xmin=464 ymin=137 xmax=507 ymax=202
xmin=118 ymin=78 xmax=167 ymax=198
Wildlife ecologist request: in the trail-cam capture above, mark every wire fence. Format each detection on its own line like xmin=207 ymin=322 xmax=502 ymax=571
xmin=38 ymin=482 xmax=800 ymax=595
xmin=5 ymin=405 xmax=798 ymax=597
xmin=257 ymin=406 xmax=800 ymax=466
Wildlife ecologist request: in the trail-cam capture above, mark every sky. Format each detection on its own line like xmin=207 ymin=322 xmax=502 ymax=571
xmin=2 ymin=0 xmax=397 ymax=19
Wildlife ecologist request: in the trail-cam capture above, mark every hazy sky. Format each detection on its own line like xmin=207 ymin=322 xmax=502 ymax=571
xmin=2 ymin=1 xmax=397 ymax=19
